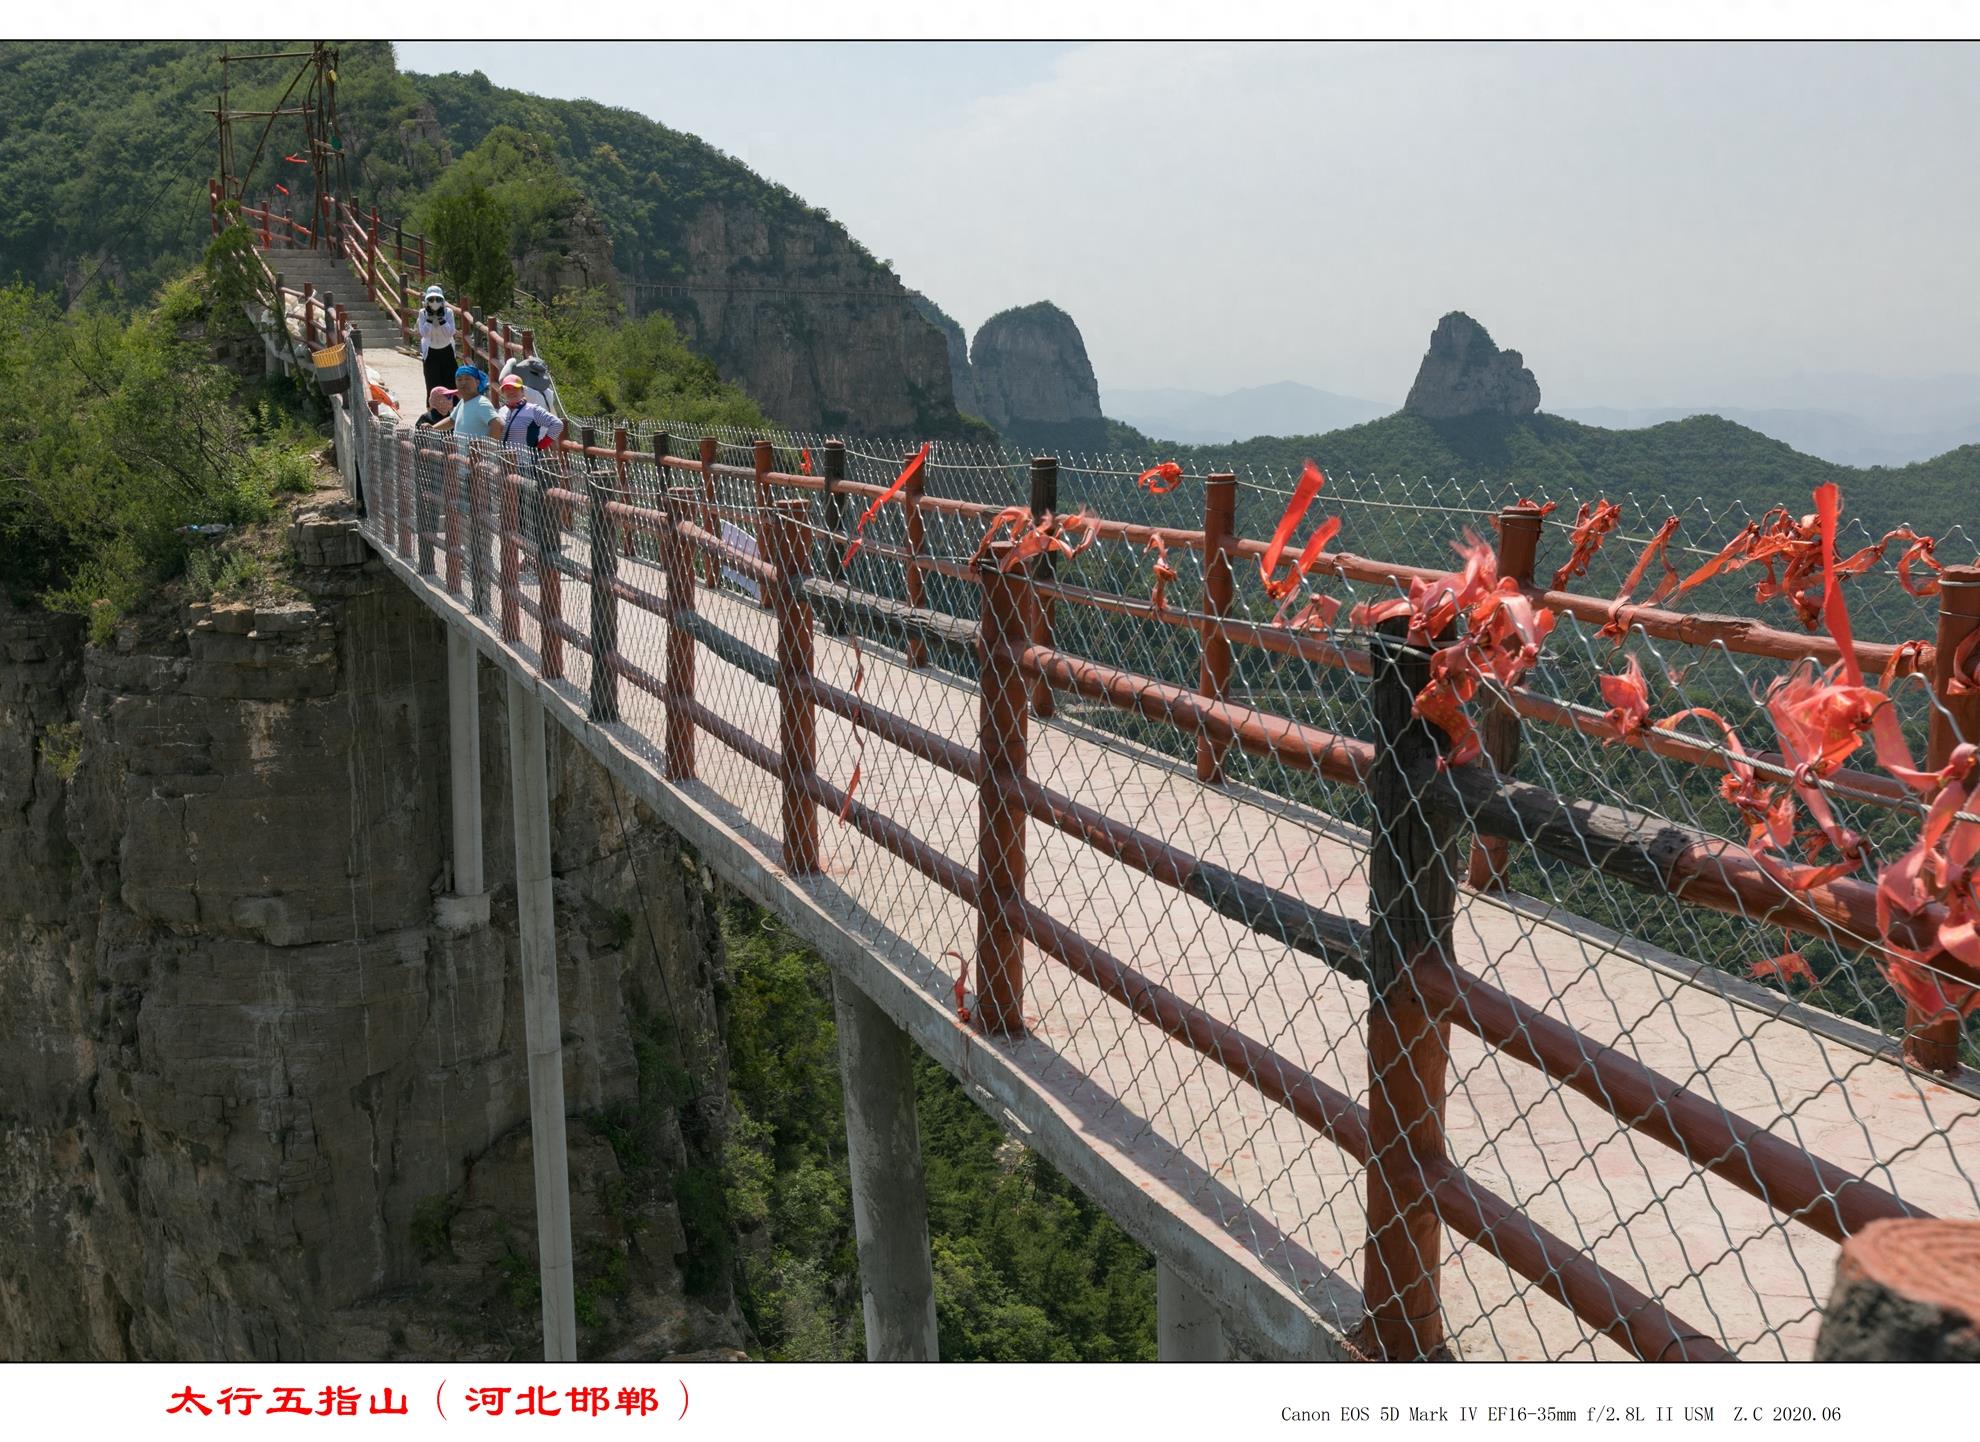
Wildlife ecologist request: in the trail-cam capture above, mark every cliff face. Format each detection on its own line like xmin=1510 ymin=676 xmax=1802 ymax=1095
xmin=1402 ymin=312 xmax=1541 ymax=420
xmin=0 ymin=502 xmax=742 ymax=1361
xmin=646 ymin=202 xmax=961 ymax=437
xmin=908 ymin=292 xmax=979 ymax=420
xmin=970 ymin=302 xmax=1107 ymax=452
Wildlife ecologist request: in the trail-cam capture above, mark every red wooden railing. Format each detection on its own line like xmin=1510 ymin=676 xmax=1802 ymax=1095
xmin=359 ymin=424 xmax=1978 ymax=1360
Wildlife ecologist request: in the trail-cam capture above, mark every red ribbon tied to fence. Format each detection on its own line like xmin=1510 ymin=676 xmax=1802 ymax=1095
xmin=799 ymin=448 xmax=813 ymax=476
xmin=1551 ymin=498 xmax=1622 ymax=590
xmin=1137 ymin=461 xmax=1184 ymax=494
xmin=1260 ymin=462 xmax=1341 ymax=604
xmin=841 ymin=443 xmax=929 ymax=567
xmin=283 ymin=153 xmax=306 ymax=163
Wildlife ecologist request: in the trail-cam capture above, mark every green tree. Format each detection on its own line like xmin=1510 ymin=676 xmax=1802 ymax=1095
xmin=427 ymin=183 xmax=515 ymax=312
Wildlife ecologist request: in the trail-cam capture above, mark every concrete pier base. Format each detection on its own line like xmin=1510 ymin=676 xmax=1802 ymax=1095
xmin=835 ymin=980 xmax=940 ymax=1360
xmin=506 ymin=672 xmax=579 ymax=1361
xmin=1158 ymin=1260 xmax=1230 ymax=1360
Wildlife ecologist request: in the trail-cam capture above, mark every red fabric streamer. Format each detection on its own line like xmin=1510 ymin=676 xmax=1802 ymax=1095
xmin=1137 ymin=461 xmax=1184 ymax=495
xmin=1146 ymin=535 xmax=1178 ymax=614
xmin=1598 ymin=655 xmax=1652 ymax=739
xmin=1749 ymin=943 xmax=1819 ymax=988
xmin=841 ymin=443 xmax=928 ymax=567
xmin=275 ymin=183 xmax=290 ymax=196
xmin=1550 ymin=499 xmax=1622 ymax=591
xmin=799 ymin=448 xmax=813 ymax=476
xmin=1259 ymin=462 xmax=1340 ymax=604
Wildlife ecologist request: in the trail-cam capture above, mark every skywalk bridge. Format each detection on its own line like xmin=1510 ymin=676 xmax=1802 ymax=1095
xmin=219 ymin=194 xmax=1980 ymax=1365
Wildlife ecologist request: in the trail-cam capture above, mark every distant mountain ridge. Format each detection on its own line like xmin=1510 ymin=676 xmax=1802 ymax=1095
xmin=1554 ymin=404 xmax=1980 ymax=469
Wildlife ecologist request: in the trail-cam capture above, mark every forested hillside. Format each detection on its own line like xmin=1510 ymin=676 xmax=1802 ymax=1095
xmin=1108 ymin=410 xmax=1980 ymax=544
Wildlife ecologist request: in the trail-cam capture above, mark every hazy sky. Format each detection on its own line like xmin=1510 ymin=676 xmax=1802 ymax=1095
xmin=393 ymin=41 xmax=1980 ymax=410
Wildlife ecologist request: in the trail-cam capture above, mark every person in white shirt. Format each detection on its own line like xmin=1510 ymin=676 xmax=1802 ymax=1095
xmin=416 ymin=285 xmax=458 ymax=395
xmin=496 ymin=375 xmax=569 ymax=568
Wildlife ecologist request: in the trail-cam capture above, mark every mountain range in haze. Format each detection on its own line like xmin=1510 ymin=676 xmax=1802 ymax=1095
xmin=1108 ymin=373 xmax=1980 ymax=467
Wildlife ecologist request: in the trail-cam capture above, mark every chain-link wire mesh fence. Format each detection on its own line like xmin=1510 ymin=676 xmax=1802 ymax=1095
xmin=357 ymin=411 xmax=1980 ymax=1362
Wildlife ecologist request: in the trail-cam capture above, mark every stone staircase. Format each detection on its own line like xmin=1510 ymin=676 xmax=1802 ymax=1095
xmin=264 ymin=248 xmax=412 ymax=359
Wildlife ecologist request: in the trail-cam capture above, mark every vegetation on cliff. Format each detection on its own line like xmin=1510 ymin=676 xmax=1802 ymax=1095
xmin=0 ymin=250 xmax=322 ymax=634
xmin=710 ymin=898 xmax=1155 ymax=1361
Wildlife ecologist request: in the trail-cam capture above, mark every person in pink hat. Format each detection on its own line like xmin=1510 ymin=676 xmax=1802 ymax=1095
xmin=414 ymin=385 xmax=455 ymax=429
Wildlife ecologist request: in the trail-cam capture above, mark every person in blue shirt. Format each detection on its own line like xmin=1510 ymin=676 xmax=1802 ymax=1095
xmin=428 ymin=365 xmax=498 ymax=448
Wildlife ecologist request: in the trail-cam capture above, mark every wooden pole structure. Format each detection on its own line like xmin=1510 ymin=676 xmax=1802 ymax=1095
xmin=1028 ymin=457 xmax=1059 ymax=719
xmin=1910 ymin=564 xmax=1980 ymax=1072
xmin=1197 ymin=473 xmax=1238 ymax=783
xmin=904 ymin=447 xmax=929 ymax=668
xmin=586 ymin=430 xmax=621 ymax=725
xmin=1815 ymin=1218 xmax=1980 ymax=1359
xmin=614 ymin=426 xmax=635 ymax=559
xmin=500 ymin=453 xmax=523 ymax=643
xmin=1467 ymin=502 xmax=1545 ymax=891
xmin=661 ymin=486 xmax=700 ymax=781
xmin=975 ymin=541 xmax=1031 ymax=1035
xmin=698 ymin=436 xmax=721 ymax=587
xmin=822 ymin=440 xmax=848 ymax=633
xmin=768 ymin=497 xmax=819 ymax=874
xmin=1360 ymin=615 xmax=1460 ymax=1360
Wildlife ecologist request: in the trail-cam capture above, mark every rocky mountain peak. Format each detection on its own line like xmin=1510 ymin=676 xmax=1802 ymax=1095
xmin=1403 ymin=312 xmax=1541 ymax=419
xmin=970 ymin=302 xmax=1106 ymax=450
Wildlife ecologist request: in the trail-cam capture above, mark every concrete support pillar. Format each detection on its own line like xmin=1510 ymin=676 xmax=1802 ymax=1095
xmin=1158 ymin=1261 xmax=1229 ymax=1360
xmin=834 ymin=980 xmax=939 ymax=1360
xmin=506 ymin=673 xmax=579 ymax=1362
xmin=436 ymin=628 xmax=491 ymax=930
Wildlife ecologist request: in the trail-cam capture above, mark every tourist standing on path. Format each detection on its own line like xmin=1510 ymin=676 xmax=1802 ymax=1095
xmin=496 ymin=374 xmax=568 ymax=566
xmin=417 ymin=285 xmax=458 ymax=395
xmin=426 ymin=366 xmax=497 ymax=449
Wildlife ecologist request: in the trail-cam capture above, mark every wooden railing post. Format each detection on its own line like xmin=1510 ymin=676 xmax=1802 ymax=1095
xmin=697 ymin=436 xmax=721 ymax=587
xmin=1361 ymin=615 xmax=1460 ymax=1360
xmin=644 ymin=430 xmax=670 ymax=565
xmin=904 ymin=447 xmax=929 ymax=668
xmin=753 ymin=438 xmax=775 ymax=513
xmin=975 ymin=541 xmax=1031 ymax=1036
xmin=614 ymin=426 xmax=635 ymax=558
xmin=1197 ymin=472 xmax=1238 ymax=783
xmin=365 ymin=210 xmax=379 ymax=303
xmin=301 ymin=281 xmax=316 ymax=347
xmin=821 ymin=440 xmax=848 ymax=633
xmin=467 ymin=451 xmax=491 ymax=617
xmin=1467 ymin=502 xmax=1546 ymax=891
xmin=1027 ymin=457 xmax=1059 ymax=719
xmin=753 ymin=440 xmax=778 ymax=610
xmin=767 ymin=497 xmax=819 ymax=874
xmin=417 ymin=232 xmax=427 ymax=288
xmin=443 ymin=449 xmax=464 ymax=597
xmin=587 ymin=452 xmax=621 ymax=725
xmin=396 ymin=432 xmax=414 ymax=560
xmin=1911 ymin=565 xmax=1980 ymax=1072
xmin=414 ymin=433 xmax=436 ymax=578
xmin=536 ymin=459 xmax=566 ymax=682
xmin=499 ymin=452 xmax=523 ymax=643
xmin=661 ymin=486 xmax=699 ymax=780
xmin=394 ymin=219 xmax=404 ymax=269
